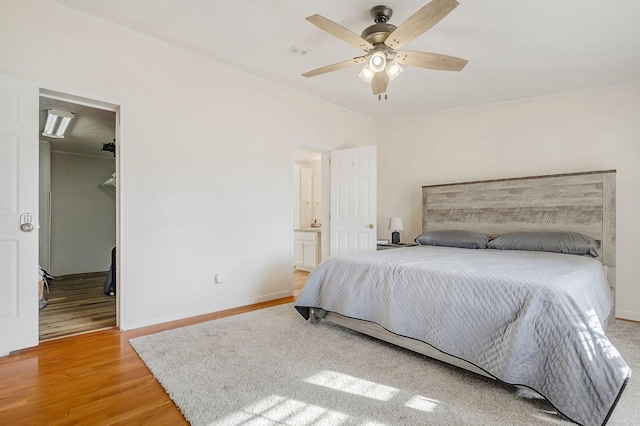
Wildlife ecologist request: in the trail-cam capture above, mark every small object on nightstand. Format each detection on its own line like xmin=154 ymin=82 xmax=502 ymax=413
xmin=391 ymin=232 xmax=400 ymax=244
xmin=377 ymin=242 xmax=417 ymax=250
xmin=388 ymin=217 xmax=404 ymax=244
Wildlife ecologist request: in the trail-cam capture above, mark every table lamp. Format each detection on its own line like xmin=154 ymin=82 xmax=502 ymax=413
xmin=388 ymin=217 xmax=404 ymax=244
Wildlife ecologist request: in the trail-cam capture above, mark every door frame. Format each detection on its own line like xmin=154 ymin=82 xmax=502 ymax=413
xmin=292 ymin=142 xmax=331 ymax=262
xmin=40 ymin=87 xmax=123 ymax=330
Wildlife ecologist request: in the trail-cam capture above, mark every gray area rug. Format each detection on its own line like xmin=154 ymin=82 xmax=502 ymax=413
xmin=130 ymin=304 xmax=638 ymax=425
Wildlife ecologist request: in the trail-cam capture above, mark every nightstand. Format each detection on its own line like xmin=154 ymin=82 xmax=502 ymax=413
xmin=377 ymin=243 xmax=418 ymax=250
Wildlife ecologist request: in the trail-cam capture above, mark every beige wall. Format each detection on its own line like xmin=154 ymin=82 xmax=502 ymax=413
xmin=376 ymin=84 xmax=640 ymax=320
xmin=1 ymin=0 xmax=374 ymax=329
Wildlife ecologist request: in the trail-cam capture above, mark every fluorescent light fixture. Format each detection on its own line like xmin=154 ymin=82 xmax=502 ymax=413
xmin=358 ymin=64 xmax=375 ymax=83
xmin=42 ymin=109 xmax=74 ymax=138
xmin=385 ymin=60 xmax=404 ymax=81
xmin=369 ymin=49 xmax=387 ymax=73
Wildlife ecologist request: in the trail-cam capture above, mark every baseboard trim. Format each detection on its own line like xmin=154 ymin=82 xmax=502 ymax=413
xmin=615 ymin=309 xmax=640 ymax=322
xmin=121 ymin=290 xmax=293 ymax=331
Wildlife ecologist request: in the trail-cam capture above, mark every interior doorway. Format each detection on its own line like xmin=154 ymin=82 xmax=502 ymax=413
xmin=38 ymin=92 xmax=119 ymax=340
xmin=292 ymin=144 xmax=330 ymax=299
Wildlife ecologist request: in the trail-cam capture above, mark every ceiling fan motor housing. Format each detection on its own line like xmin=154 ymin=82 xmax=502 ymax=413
xmin=370 ymin=5 xmax=393 ymax=23
xmin=362 ymin=5 xmax=396 ymax=45
xmin=361 ymin=23 xmax=396 ymax=45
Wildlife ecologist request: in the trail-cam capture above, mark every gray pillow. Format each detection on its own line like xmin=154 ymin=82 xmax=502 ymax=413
xmin=487 ymin=231 xmax=601 ymax=257
xmin=414 ymin=230 xmax=490 ymax=249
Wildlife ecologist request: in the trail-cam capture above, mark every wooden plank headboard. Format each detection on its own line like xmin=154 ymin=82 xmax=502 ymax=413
xmin=422 ymin=170 xmax=616 ymax=267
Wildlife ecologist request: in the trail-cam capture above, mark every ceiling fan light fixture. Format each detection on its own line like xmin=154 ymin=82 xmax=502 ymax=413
xmin=368 ymin=49 xmax=387 ymax=73
xmin=385 ymin=60 xmax=404 ymax=81
xmin=43 ymin=109 xmax=74 ymax=138
xmin=358 ymin=64 xmax=375 ymax=83
xmin=302 ymin=2 xmax=468 ymax=98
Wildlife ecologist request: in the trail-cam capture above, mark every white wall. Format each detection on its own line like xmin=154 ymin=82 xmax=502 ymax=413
xmin=5 ymin=1 xmax=634 ymax=328
xmin=38 ymin=142 xmax=51 ymax=271
xmin=376 ymin=84 xmax=640 ymax=321
xmin=49 ymin=152 xmax=116 ymax=276
xmin=0 ymin=0 xmax=374 ymax=329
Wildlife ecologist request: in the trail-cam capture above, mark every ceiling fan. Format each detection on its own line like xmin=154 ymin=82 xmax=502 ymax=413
xmin=302 ymin=0 xmax=468 ymax=98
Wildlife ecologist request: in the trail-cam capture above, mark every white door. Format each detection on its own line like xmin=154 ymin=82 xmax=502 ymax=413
xmin=0 ymin=74 xmax=39 ymax=355
xmin=330 ymin=146 xmax=377 ymax=256
xmin=302 ymin=241 xmax=318 ymax=268
xmin=293 ymin=165 xmax=301 ymax=229
xmin=293 ymin=238 xmax=304 ymax=265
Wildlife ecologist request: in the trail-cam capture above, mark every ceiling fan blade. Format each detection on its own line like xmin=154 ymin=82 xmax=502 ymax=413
xmin=371 ymin=72 xmax=389 ymax=95
xmin=384 ymin=0 xmax=459 ymax=50
xmin=395 ymin=50 xmax=467 ymax=71
xmin=302 ymin=56 xmax=367 ymax=78
xmin=306 ymin=14 xmax=374 ymax=52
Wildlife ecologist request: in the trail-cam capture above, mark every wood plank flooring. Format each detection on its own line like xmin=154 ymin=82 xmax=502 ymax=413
xmin=293 ymin=268 xmax=310 ymax=297
xmin=1 ymin=271 xmax=310 ymax=425
xmin=39 ymin=271 xmax=116 ymax=340
xmin=1 ymin=297 xmax=296 ymax=425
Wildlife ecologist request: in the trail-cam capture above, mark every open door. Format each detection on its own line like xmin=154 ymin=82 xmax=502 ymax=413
xmin=0 ymin=74 xmax=39 ymax=355
xmin=330 ymin=146 xmax=377 ymax=256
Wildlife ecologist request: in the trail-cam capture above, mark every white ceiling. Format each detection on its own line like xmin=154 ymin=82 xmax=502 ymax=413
xmin=50 ymin=0 xmax=640 ymax=120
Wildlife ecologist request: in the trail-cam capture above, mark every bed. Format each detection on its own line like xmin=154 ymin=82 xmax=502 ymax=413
xmin=295 ymin=170 xmax=631 ymax=426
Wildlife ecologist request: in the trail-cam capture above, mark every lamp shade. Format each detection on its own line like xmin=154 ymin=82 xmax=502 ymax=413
xmin=385 ymin=60 xmax=404 ymax=81
xmin=358 ymin=64 xmax=375 ymax=83
xmin=388 ymin=217 xmax=404 ymax=231
xmin=369 ymin=50 xmax=387 ymax=73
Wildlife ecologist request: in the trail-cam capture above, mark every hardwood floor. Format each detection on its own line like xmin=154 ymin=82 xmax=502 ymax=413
xmin=39 ymin=272 xmax=116 ymax=340
xmin=293 ymin=268 xmax=310 ymax=297
xmin=1 ymin=297 xmax=295 ymax=425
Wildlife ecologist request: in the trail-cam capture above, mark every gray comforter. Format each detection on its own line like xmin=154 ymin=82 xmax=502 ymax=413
xmin=295 ymin=246 xmax=631 ymax=426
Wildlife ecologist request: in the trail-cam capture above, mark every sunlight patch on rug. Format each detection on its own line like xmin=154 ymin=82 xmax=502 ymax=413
xmin=304 ymin=370 xmax=400 ymax=402
xmin=404 ymin=395 xmax=441 ymax=413
xmin=210 ymin=394 xmax=350 ymax=426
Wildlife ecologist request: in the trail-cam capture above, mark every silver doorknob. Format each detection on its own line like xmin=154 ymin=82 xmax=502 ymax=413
xmin=368 ymin=224 xmax=374 ymax=229
xmin=20 ymin=212 xmax=34 ymax=232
